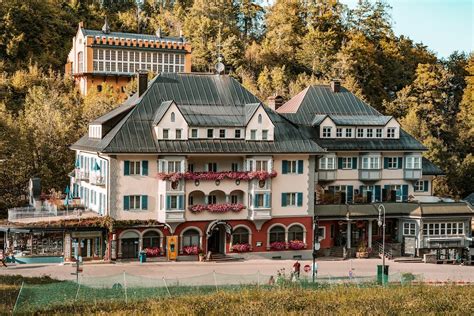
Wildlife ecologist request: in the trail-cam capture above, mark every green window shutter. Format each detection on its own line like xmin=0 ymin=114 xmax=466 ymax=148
xmin=141 ymin=195 xmax=148 ymax=210
xmin=297 ymin=160 xmax=304 ymax=174
xmin=347 ymin=185 xmax=353 ymax=203
xmin=124 ymin=161 xmax=130 ymax=176
xmin=123 ymin=196 xmax=130 ymax=210
xmin=398 ymin=157 xmax=403 ymax=169
xmin=178 ymin=195 xmax=184 ymax=209
xmin=282 ymin=160 xmax=288 ymax=174
xmin=352 ymin=157 xmax=357 ymax=169
xmin=423 ymin=181 xmax=429 ymax=192
xmin=297 ymin=193 xmax=303 ymax=207
xmin=383 ymin=158 xmax=389 ymax=169
xmin=253 ymin=195 xmax=258 ymax=208
xmin=402 ymin=185 xmax=409 ymax=202
xmin=374 ymin=185 xmax=381 ymax=202
xmin=337 ymin=158 xmax=343 ymax=169
xmin=142 ymin=160 xmax=148 ymax=176
xmin=166 ymin=196 xmax=171 ymax=210
xmin=281 ymin=193 xmax=287 ymax=207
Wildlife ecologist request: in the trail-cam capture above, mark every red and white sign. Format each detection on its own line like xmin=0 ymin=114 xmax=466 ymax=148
xmin=304 ymin=264 xmax=311 ymax=273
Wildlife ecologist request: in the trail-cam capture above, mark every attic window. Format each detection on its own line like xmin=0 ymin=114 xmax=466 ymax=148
xmin=89 ymin=125 xmax=102 ymax=139
xmin=258 ymin=114 xmax=262 ymax=124
xmin=171 ymin=112 xmax=175 ymax=122
xmin=387 ymin=127 xmax=396 ymax=138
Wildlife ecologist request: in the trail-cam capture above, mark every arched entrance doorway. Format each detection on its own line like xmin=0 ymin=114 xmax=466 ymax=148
xmin=120 ymin=231 xmax=140 ymax=259
xmin=206 ymin=221 xmax=232 ymax=254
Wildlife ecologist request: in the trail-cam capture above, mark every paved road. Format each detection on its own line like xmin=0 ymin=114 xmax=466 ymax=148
xmin=1 ymin=258 xmax=473 ymax=283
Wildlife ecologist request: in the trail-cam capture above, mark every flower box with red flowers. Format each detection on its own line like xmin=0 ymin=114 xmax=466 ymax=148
xmin=231 ymin=243 xmax=251 ymax=252
xmin=157 ymin=171 xmax=277 ymax=182
xmin=288 ymin=240 xmax=305 ymax=250
xmin=189 ymin=203 xmax=246 ymax=213
xmin=270 ymin=241 xmax=287 ymax=251
xmin=144 ymin=247 xmax=160 ymax=257
xmin=183 ymin=245 xmax=199 ymax=255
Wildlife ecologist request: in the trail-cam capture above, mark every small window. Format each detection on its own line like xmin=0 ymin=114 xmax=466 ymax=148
xmin=187 ymin=163 xmax=194 ymax=172
xmin=357 ymin=128 xmax=364 ymax=138
xmin=230 ymin=195 xmax=238 ymax=204
xmin=232 ymin=227 xmax=249 ymax=244
xmin=231 ymin=163 xmax=239 ymax=172
xmin=175 ymin=129 xmax=182 ymax=139
xmin=288 ymin=225 xmax=304 ymax=241
xmin=235 ymin=129 xmax=241 ymax=138
xmin=322 ymin=127 xmax=332 ymax=138
xmin=191 ymin=129 xmax=198 ymax=138
xmin=163 ymin=129 xmax=169 ymax=139
xmin=341 ymin=157 xmax=352 ymax=169
xmin=219 ymin=129 xmax=226 ymax=138
xmin=207 ymin=129 xmax=214 ymax=138
xmin=406 ymin=156 xmax=421 ymax=169
xmin=287 ymin=160 xmax=297 ymax=173
xmin=414 ymin=180 xmax=425 ymax=192
xmin=269 ymin=226 xmax=285 ymax=243
xmin=207 ymin=195 xmax=217 ymax=204
xmin=319 ymin=157 xmax=335 ymax=170
xmin=258 ymin=114 xmax=262 ymax=124
xmin=366 ymin=129 xmax=373 ymax=138
xmin=387 ymin=127 xmax=396 ymax=138
xmin=129 ymin=195 xmax=141 ymax=210
xmin=97 ymin=85 xmax=103 ymax=92
xmin=169 ymin=196 xmax=178 ymax=209
xmin=387 ymin=157 xmax=398 ymax=169
xmin=207 ymin=163 xmax=217 ymax=172
xmin=250 ymin=129 xmax=257 ymax=140
xmin=345 ymin=129 xmax=352 ymax=137
xmin=262 ymin=130 xmax=268 ymax=140
xmin=130 ymin=161 xmax=141 ymax=175
xmin=336 ymin=128 xmax=343 ymax=137
xmin=376 ymin=128 xmax=383 ymax=138
xmin=170 ymin=112 xmax=176 ymax=122
xmin=284 ymin=193 xmax=297 ymax=206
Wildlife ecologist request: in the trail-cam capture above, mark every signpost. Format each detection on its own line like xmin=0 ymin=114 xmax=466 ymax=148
xmin=71 ymin=256 xmax=83 ymax=283
xmin=312 ymin=216 xmax=320 ymax=283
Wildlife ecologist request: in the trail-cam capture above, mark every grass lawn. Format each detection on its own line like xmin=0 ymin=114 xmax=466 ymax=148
xmin=1 ymin=275 xmax=473 ymax=315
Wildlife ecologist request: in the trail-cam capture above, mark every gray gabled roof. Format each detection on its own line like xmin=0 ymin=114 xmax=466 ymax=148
xmin=71 ymin=73 xmax=323 ymax=154
xmin=81 ymin=29 xmax=184 ymax=43
xmin=152 ymin=100 xmax=175 ymax=126
xmin=329 ymin=115 xmax=393 ymax=126
xmin=463 ymin=193 xmax=474 ymax=206
xmin=422 ymin=157 xmax=444 ymax=175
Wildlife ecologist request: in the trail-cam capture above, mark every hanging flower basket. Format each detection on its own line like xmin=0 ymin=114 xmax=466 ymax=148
xmin=288 ymin=240 xmax=305 ymax=250
xmin=270 ymin=241 xmax=287 ymax=251
xmin=189 ymin=203 xmax=246 ymax=213
xmin=231 ymin=243 xmax=251 ymax=252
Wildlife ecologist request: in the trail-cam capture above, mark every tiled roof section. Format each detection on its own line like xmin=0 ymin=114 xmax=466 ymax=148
xmin=421 ymin=202 xmax=473 ymax=216
xmin=152 ymin=100 xmax=175 ymax=125
xmin=178 ymin=104 xmax=244 ymax=127
xmin=311 ymin=114 xmax=327 ymax=126
xmin=329 ymin=115 xmax=393 ymax=126
xmin=315 ymin=130 xmax=426 ymax=151
xmin=245 ymin=103 xmax=261 ymax=125
xmin=82 ymin=29 xmax=184 ymax=43
xmin=278 ymin=85 xmax=380 ymax=125
xmin=91 ymin=95 xmax=138 ymax=124
xmin=463 ymin=193 xmax=474 ymax=205
xmin=71 ymin=73 xmax=324 ymax=154
xmin=422 ymin=157 xmax=444 ymax=175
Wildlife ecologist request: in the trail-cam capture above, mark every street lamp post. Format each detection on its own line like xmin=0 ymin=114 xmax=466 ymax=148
xmin=377 ymin=204 xmax=386 ymax=285
xmin=312 ymin=216 xmax=320 ymax=283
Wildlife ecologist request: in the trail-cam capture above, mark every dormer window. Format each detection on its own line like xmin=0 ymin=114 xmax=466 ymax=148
xmin=357 ymin=128 xmax=364 ymax=138
xmin=366 ymin=129 xmax=373 ymax=138
xmin=405 ymin=156 xmax=421 ymax=169
xmin=207 ymin=129 xmax=214 ymax=138
xmin=219 ymin=129 xmax=226 ymax=138
xmin=345 ymin=129 xmax=352 ymax=137
xmin=387 ymin=127 xmax=396 ymax=138
xmin=258 ymin=114 xmax=262 ymax=124
xmin=176 ymin=129 xmax=182 ymax=139
xmin=250 ymin=129 xmax=257 ymax=140
xmin=376 ymin=128 xmax=383 ymax=138
xmin=171 ymin=112 xmax=175 ymax=122
xmin=322 ymin=127 xmax=332 ymax=138
xmin=235 ymin=129 xmax=241 ymax=138
xmin=163 ymin=129 xmax=169 ymax=139
xmin=191 ymin=129 xmax=198 ymax=138
xmin=336 ymin=128 xmax=343 ymax=138
xmin=262 ymin=130 xmax=268 ymax=140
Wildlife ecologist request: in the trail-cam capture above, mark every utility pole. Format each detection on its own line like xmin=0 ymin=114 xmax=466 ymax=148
xmin=312 ymin=216 xmax=320 ymax=283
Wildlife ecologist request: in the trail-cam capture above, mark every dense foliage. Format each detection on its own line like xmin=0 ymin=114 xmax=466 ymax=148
xmin=0 ymin=0 xmax=472 ymax=216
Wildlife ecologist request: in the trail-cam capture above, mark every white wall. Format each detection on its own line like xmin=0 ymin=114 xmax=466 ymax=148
xmin=245 ymin=106 xmax=274 ymax=141
xmin=154 ymin=103 xmax=189 ymax=140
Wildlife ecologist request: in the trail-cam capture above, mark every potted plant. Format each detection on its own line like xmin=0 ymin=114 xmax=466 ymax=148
xmin=198 ymin=248 xmax=205 ymax=262
xmin=356 ymin=241 xmax=369 ymax=258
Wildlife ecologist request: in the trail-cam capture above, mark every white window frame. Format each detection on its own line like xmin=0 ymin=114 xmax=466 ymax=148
xmin=163 ymin=129 xmax=169 ymax=139
xmin=234 ymin=129 xmax=241 ymax=138
xmin=129 ymin=195 xmax=141 ymax=210
xmin=285 ymin=193 xmax=297 ymax=206
xmin=262 ymin=129 xmax=269 ymax=140
xmin=175 ymin=129 xmax=182 ymax=139
xmin=319 ymin=156 xmax=336 ymax=170
xmin=341 ymin=157 xmax=352 ymax=169
xmin=366 ymin=128 xmax=373 ymax=138
xmin=345 ymin=128 xmax=352 ymax=137
xmin=403 ymin=222 xmax=416 ymax=236
xmin=250 ymin=129 xmax=257 ymax=140
xmin=167 ymin=161 xmax=182 ymax=173
xmin=357 ymin=128 xmax=364 ymax=138
xmin=336 ymin=128 xmax=343 ymax=138
xmin=287 ymin=160 xmax=298 ymax=173
xmin=387 ymin=157 xmax=398 ymax=169
xmin=322 ymin=127 xmax=332 ymax=138
xmin=362 ymin=156 xmax=380 ymax=169
xmin=191 ymin=128 xmax=198 ymax=138
xmin=414 ymin=180 xmax=425 ymax=192
xmin=387 ymin=127 xmax=396 ymax=138
xmin=376 ymin=128 xmax=383 ymax=138
xmin=129 ymin=161 xmax=141 ymax=175
xmin=169 ymin=195 xmax=178 ymax=209
xmin=406 ymin=156 xmax=421 ymax=169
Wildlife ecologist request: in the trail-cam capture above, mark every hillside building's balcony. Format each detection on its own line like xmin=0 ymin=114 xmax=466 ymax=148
xmin=404 ymin=169 xmax=422 ymax=180
xmin=317 ymin=170 xmax=337 ymax=181
xmin=8 ymin=204 xmax=97 ymax=223
xmin=74 ymin=170 xmax=89 ymax=182
xmin=89 ymin=174 xmax=105 ymax=186
xmin=359 ymin=169 xmax=382 ymax=181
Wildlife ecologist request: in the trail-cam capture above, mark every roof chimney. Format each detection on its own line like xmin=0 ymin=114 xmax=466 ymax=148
xmin=156 ymin=28 xmax=162 ymax=38
xmin=330 ymin=80 xmax=341 ymax=93
xmin=267 ymin=95 xmax=284 ymax=111
xmin=137 ymin=70 xmax=148 ymax=97
xmin=78 ymin=21 xmax=84 ymax=29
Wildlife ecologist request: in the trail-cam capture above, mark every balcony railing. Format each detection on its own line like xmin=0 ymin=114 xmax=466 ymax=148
xmin=74 ymin=170 xmax=90 ymax=181
xmin=89 ymin=174 xmax=105 ymax=186
xmin=404 ymin=169 xmax=422 ymax=180
xmin=8 ymin=205 xmax=88 ymax=222
xmin=165 ymin=210 xmax=185 ymax=222
xmin=158 ymin=171 xmax=277 ymax=182
xmin=248 ymin=208 xmax=271 ymax=220
xmin=317 ymin=170 xmax=337 ymax=181
xmin=359 ymin=169 xmax=382 ymax=181
xmin=316 ymin=192 xmax=399 ymax=205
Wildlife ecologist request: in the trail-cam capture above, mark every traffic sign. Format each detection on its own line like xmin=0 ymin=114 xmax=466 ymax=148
xmin=304 ymin=264 xmax=311 ymax=272
xmin=314 ymin=243 xmax=321 ymax=251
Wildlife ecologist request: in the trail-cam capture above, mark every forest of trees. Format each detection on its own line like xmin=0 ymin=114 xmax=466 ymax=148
xmin=0 ymin=0 xmax=472 ymax=216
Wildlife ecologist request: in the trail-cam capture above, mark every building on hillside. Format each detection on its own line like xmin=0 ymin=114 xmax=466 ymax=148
xmin=2 ymin=73 xmax=472 ymax=264
xmin=65 ymin=20 xmax=192 ymax=96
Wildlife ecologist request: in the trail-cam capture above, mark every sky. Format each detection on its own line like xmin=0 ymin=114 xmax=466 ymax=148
xmin=342 ymin=0 xmax=473 ymax=58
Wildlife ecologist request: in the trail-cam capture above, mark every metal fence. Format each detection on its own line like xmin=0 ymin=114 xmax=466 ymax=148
xmin=12 ymin=271 xmax=423 ymax=314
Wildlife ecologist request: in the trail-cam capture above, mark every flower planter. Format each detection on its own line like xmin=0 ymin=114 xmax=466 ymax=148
xmin=189 ymin=203 xmax=245 ymax=213
xmin=157 ymin=171 xmax=278 ymax=182
xmin=231 ymin=243 xmax=251 ymax=252
xmin=198 ymin=254 xmax=205 ymax=262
